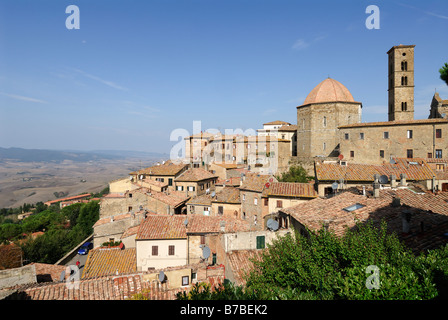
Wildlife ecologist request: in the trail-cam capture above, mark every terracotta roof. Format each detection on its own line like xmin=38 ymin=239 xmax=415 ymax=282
xmin=93 ymin=211 xmax=147 ymax=228
xmin=278 ymin=124 xmax=298 ymax=132
xmin=226 ymin=249 xmax=263 ymax=286
xmin=45 ymin=193 xmax=91 ymax=205
xmin=175 ymin=168 xmax=218 ymax=182
xmin=213 ymin=186 xmax=241 ymax=204
xmin=263 ymin=120 xmax=291 ymax=126
xmin=82 ymin=248 xmax=137 ymax=279
xmin=338 ymin=118 xmax=448 ymax=129
xmin=186 ymin=215 xmax=250 ymax=234
xmin=240 ymin=173 xmax=275 ymax=192
xmin=131 ymin=160 xmax=188 ymax=176
xmin=216 ymin=176 xmax=241 ymax=186
xmin=148 ymin=190 xmax=190 ymax=208
xmin=136 ymin=215 xmax=187 ymax=240
xmin=302 ymin=78 xmax=356 ymax=105
xmin=265 ymin=182 xmax=318 ymax=198
xmin=30 ymin=263 xmax=66 ymax=283
xmin=281 ymin=188 xmax=448 ymax=253
xmin=315 ymin=158 xmax=435 ymax=182
xmin=187 ymin=193 xmax=213 ymax=206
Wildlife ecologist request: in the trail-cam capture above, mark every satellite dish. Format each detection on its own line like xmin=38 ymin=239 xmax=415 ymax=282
xmin=202 ymin=246 xmax=211 ymax=259
xmin=390 ymin=158 xmax=396 ymax=164
xmin=184 ymin=218 xmax=188 ymax=227
xmin=269 ymin=178 xmax=274 ymax=183
xmin=331 ymin=182 xmax=339 ymax=190
xmin=158 ymin=271 xmax=165 ymax=282
xmin=379 ymin=175 xmax=388 ymax=184
xmin=267 ymin=218 xmax=279 ymax=231
xmin=211 ymin=191 xmax=216 ymax=197
xmin=338 ymin=154 xmax=344 ymax=160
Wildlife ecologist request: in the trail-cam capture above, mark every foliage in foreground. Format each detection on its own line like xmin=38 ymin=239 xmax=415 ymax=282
xmin=177 ymin=221 xmax=448 ymax=300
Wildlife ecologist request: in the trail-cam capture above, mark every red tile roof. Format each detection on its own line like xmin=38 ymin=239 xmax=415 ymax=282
xmin=136 ymin=215 xmax=188 ymax=240
xmin=265 ymin=182 xmax=318 ymax=198
xmin=175 ymin=168 xmax=218 ymax=182
xmin=226 ymin=249 xmax=263 ymax=286
xmin=45 ymin=193 xmax=91 ymax=205
xmin=239 ymin=173 xmax=275 ymax=192
xmin=186 ymin=215 xmax=250 ymax=234
xmin=315 ymin=158 xmax=435 ymax=182
xmin=213 ymin=186 xmax=241 ymax=204
xmin=281 ymin=188 xmax=448 ymax=253
xmin=131 ymin=160 xmax=188 ymax=176
xmin=82 ymin=248 xmax=137 ymax=279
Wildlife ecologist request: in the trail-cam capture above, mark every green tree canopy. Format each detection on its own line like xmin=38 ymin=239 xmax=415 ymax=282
xmin=276 ymin=165 xmax=314 ymax=183
xmin=440 ymin=62 xmax=448 ymax=86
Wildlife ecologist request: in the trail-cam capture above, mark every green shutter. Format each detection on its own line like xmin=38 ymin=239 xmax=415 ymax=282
xmin=256 ymin=236 xmax=265 ymax=249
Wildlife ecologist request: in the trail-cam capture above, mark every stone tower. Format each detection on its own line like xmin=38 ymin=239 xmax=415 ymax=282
xmin=387 ymin=45 xmax=415 ymax=121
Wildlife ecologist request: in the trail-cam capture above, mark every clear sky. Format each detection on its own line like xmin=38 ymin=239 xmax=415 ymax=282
xmin=0 ymin=0 xmax=447 ymax=154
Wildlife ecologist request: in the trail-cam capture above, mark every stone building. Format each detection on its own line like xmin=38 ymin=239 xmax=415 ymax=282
xmin=338 ymin=45 xmax=448 ymax=164
xmin=296 ymin=77 xmax=362 ymax=159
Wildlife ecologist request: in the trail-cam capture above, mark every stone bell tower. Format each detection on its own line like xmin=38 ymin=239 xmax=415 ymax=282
xmin=387 ymin=45 xmax=415 ymax=121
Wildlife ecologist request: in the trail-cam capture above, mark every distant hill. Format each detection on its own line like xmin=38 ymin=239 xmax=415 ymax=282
xmin=0 ymin=147 xmax=169 ymax=163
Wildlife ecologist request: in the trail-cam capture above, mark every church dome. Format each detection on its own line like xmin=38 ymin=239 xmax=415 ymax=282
xmin=303 ymin=78 xmax=355 ymax=105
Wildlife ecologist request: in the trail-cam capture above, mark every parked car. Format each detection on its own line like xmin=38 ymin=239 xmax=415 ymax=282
xmin=78 ymin=242 xmax=92 ymax=255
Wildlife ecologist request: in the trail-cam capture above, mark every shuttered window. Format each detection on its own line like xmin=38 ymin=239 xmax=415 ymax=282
xmin=256 ymin=236 xmax=265 ymax=249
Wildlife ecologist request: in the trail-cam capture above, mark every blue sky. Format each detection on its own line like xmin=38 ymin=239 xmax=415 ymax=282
xmin=0 ymin=0 xmax=447 ymax=154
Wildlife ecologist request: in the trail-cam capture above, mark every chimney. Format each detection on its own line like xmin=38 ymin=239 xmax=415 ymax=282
xmin=400 ymin=173 xmax=407 ymax=186
xmin=390 ymin=175 xmax=397 ymax=188
xmin=373 ymin=182 xmax=380 ymax=198
xmin=392 ymin=197 xmax=401 ymax=207
xmin=401 ymin=209 xmax=412 ymax=234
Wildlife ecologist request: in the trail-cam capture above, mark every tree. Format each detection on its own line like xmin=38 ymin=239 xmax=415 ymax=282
xmin=276 ymin=165 xmax=314 ymax=183
xmin=440 ymin=62 xmax=448 ymax=86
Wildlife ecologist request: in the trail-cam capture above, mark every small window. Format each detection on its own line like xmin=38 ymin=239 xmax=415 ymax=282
xmin=188 ymin=186 xmax=195 ymax=192
xmin=380 ymin=150 xmax=385 ymax=158
xmin=200 ymin=235 xmax=206 ymax=245
xmin=256 ymin=236 xmax=265 ymax=249
xmin=323 ymin=142 xmax=326 ymax=151
xmin=264 ymin=198 xmax=268 ymax=206
xmin=129 ymin=193 xmax=133 ymax=198
xmin=359 ymin=132 xmax=364 ymax=140
xmin=218 ymin=206 xmax=223 ymax=215
xmin=152 ymin=246 xmax=158 ymax=256
xmin=343 ymin=203 xmax=365 ymax=212
xmin=323 ymin=116 xmax=327 ymax=127
xmin=242 ymin=194 xmax=246 ymax=201
xmin=350 ymin=150 xmax=355 ymax=158
xmin=436 ymin=129 xmax=442 ymax=139
xmin=407 ymin=149 xmax=413 ymax=158
xmin=383 ymin=132 xmax=389 ymax=139
xmin=168 ymin=178 xmax=173 ymax=186
xmin=436 ymin=149 xmax=443 ymax=159
xmin=254 ymin=198 xmax=258 ymax=206
xmin=407 ymin=130 xmax=413 ymax=139
xmin=344 ymin=133 xmax=350 ymax=140
xmin=428 ymin=153 xmax=433 ymax=159
xmin=168 ymin=245 xmax=175 ymax=256
xmin=436 ymin=164 xmax=445 ymax=171
xmin=276 ymin=200 xmax=283 ymax=208
xmin=177 ymin=186 xmax=184 ymax=191
xmin=182 ymin=276 xmax=189 ymax=286
xmin=402 ymin=102 xmax=408 ymax=111
xmin=128 ymin=206 xmax=132 ymax=212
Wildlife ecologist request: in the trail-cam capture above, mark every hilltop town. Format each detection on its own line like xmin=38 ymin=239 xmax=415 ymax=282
xmin=2 ymin=44 xmax=448 ymax=301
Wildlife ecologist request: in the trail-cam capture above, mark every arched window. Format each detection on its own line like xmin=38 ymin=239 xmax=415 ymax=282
xmin=401 ymin=77 xmax=405 ymax=86
xmin=405 ymin=76 xmax=408 ymax=85
xmin=401 ymin=61 xmax=408 ymax=71
xmin=401 ymin=102 xmax=407 ymax=111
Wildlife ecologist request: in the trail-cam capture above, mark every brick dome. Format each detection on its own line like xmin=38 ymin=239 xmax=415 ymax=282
xmin=303 ymin=78 xmax=355 ymax=105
